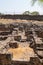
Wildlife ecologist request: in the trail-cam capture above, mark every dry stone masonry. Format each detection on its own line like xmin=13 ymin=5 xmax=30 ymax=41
xmin=0 ymin=20 xmax=43 ymax=65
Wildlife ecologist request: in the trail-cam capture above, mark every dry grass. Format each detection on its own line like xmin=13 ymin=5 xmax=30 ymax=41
xmin=0 ymin=19 xmax=33 ymax=24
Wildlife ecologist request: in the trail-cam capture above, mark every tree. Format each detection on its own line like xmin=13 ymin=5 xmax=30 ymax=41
xmin=23 ymin=11 xmax=30 ymax=15
xmin=31 ymin=11 xmax=39 ymax=15
xmin=0 ymin=13 xmax=2 ymax=15
xmin=32 ymin=0 xmax=43 ymax=5
xmin=23 ymin=11 xmax=39 ymax=15
xmin=0 ymin=13 xmax=4 ymax=15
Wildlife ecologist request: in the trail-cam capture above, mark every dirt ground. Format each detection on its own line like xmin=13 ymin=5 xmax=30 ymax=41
xmin=8 ymin=47 xmax=35 ymax=61
xmin=0 ymin=19 xmax=43 ymax=24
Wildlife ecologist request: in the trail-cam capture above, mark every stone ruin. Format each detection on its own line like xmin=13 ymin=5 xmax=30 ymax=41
xmin=0 ymin=22 xmax=43 ymax=65
xmin=0 ymin=53 xmax=12 ymax=65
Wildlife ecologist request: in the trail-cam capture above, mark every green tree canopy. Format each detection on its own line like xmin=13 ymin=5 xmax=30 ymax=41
xmin=23 ymin=11 xmax=39 ymax=15
xmin=0 ymin=13 xmax=4 ymax=15
xmin=31 ymin=11 xmax=39 ymax=15
xmin=23 ymin=11 xmax=30 ymax=15
xmin=32 ymin=0 xmax=43 ymax=5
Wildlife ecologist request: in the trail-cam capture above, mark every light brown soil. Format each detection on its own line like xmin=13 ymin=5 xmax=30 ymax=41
xmin=0 ymin=19 xmax=34 ymax=24
xmin=8 ymin=47 xmax=35 ymax=61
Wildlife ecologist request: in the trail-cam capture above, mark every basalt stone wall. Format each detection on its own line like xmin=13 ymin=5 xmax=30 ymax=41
xmin=0 ymin=15 xmax=43 ymax=21
xmin=12 ymin=57 xmax=42 ymax=65
xmin=0 ymin=54 xmax=12 ymax=65
xmin=12 ymin=61 xmax=30 ymax=65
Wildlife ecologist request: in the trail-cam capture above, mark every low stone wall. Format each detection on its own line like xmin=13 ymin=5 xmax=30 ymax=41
xmin=9 ymin=42 xmax=18 ymax=48
xmin=12 ymin=61 xmax=30 ymax=65
xmin=0 ymin=54 xmax=42 ymax=65
xmin=12 ymin=57 xmax=42 ymax=65
xmin=0 ymin=15 xmax=43 ymax=21
xmin=0 ymin=54 xmax=12 ymax=65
